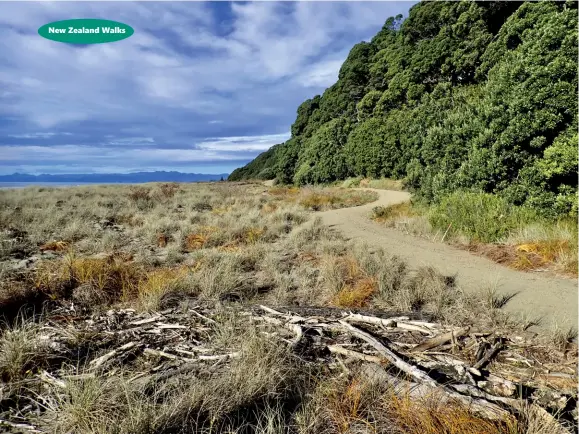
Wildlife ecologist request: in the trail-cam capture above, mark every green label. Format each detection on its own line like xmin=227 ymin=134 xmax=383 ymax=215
xmin=38 ymin=19 xmax=134 ymax=44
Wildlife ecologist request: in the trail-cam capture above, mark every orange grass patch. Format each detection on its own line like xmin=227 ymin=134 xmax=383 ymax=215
xmin=184 ymin=226 xmax=220 ymax=251
xmin=386 ymin=393 xmax=518 ymax=434
xmin=332 ymin=256 xmax=378 ymax=308
xmin=157 ymin=233 xmax=168 ymax=248
xmin=39 ymin=240 xmax=69 ymax=252
xmin=334 ymin=277 xmax=378 ymax=308
xmin=34 ymin=255 xmax=143 ymax=301
xmin=326 ymin=378 xmax=374 ymax=434
xmin=465 ymin=239 xmax=577 ymax=277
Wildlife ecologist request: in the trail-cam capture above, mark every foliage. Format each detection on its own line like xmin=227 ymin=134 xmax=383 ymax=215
xmin=231 ymin=1 xmax=578 ymax=219
xmin=228 ymin=143 xmax=282 ymax=181
xmin=428 ymin=191 xmax=538 ymax=243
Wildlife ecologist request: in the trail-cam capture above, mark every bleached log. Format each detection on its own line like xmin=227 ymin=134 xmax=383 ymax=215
xmin=156 ymin=323 xmax=188 ymax=330
xmin=39 ymin=370 xmax=66 ymax=389
xmin=360 ymin=363 xmax=509 ymax=420
xmin=129 ymin=315 xmax=162 ymax=326
xmin=0 ymin=419 xmax=42 ymax=433
xmin=339 ymin=321 xmax=509 ymax=419
xmin=259 ymin=305 xmax=307 ymax=322
xmin=143 ymin=348 xmax=182 ymax=360
xmin=341 ymin=313 xmax=402 ymax=328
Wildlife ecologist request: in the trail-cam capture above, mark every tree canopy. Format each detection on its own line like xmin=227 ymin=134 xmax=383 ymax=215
xmin=229 ymin=1 xmax=578 ymax=218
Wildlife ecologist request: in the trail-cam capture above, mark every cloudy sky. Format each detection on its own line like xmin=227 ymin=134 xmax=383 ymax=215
xmin=0 ymin=1 xmax=414 ymax=175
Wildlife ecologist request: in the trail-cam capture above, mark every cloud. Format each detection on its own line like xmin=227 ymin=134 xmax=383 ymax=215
xmin=0 ymin=1 xmax=415 ymax=174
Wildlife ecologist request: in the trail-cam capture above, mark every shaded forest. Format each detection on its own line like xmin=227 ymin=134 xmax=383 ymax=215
xmin=229 ymin=1 xmax=578 ymax=218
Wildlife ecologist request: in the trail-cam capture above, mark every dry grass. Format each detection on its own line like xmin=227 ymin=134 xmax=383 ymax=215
xmin=385 ymin=393 xmax=518 ymax=434
xmin=371 ymin=202 xmax=415 ymax=223
xmin=340 ymin=177 xmax=405 ymax=191
xmin=38 ymin=315 xmax=307 ymax=434
xmin=0 ymin=321 xmax=50 ymax=383
xmin=268 ymin=186 xmax=378 ymax=211
xmin=0 ymin=181 xmax=574 ymax=433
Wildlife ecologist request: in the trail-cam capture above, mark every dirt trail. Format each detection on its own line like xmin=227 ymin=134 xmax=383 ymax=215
xmin=318 ymin=188 xmax=577 ymax=330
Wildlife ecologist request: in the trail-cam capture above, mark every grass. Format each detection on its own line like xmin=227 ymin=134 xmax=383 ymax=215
xmin=268 ymin=186 xmax=378 ymax=211
xmin=339 ymin=177 xmax=405 ymax=191
xmin=371 ymin=192 xmax=578 ymax=277
xmin=0 ymin=181 xmax=575 ymax=433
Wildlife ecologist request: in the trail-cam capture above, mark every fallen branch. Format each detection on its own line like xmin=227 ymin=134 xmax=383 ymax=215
xmin=410 ymin=327 xmax=470 ymax=353
xmin=327 ymin=345 xmax=383 ymax=364
xmin=473 ymin=339 xmax=503 ymax=370
xmin=189 ymin=309 xmax=217 ymax=324
xmin=339 ymin=320 xmax=509 ymax=419
xmin=89 ymin=341 xmax=138 ymax=369
xmin=198 ymin=352 xmax=241 ymax=361
xmin=0 ymin=419 xmax=42 ymax=433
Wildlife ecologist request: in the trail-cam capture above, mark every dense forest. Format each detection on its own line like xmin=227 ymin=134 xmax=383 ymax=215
xmin=229 ymin=1 xmax=578 ymax=218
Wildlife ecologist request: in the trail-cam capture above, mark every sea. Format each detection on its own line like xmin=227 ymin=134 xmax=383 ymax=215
xmin=0 ymin=182 xmax=131 ymax=189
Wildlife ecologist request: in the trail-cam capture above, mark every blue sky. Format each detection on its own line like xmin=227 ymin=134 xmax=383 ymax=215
xmin=0 ymin=1 xmax=415 ymax=175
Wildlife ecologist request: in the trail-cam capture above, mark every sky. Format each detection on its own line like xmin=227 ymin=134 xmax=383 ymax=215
xmin=0 ymin=1 xmax=415 ymax=176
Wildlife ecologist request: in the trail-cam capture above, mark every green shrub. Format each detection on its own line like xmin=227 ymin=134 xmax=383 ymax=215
xmin=428 ymin=192 xmax=537 ymax=243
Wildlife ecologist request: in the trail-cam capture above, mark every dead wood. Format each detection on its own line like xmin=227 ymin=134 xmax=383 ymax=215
xmin=2 ymin=302 xmax=576 ymax=431
xmin=473 ymin=338 xmax=504 ymax=370
xmin=410 ymin=327 xmax=470 ymax=353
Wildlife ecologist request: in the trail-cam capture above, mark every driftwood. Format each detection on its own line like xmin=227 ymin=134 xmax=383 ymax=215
xmin=339 ymin=320 xmax=508 ymax=419
xmin=473 ymin=338 xmax=504 ymax=370
xmin=410 ymin=327 xmax=470 ymax=353
xmin=1 ymin=303 xmax=576 ymax=432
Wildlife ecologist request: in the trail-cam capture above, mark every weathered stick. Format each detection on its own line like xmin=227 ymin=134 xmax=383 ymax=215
xmin=410 ymin=327 xmax=470 ymax=353
xmin=39 ymin=370 xmax=66 ymax=389
xmin=189 ymin=309 xmax=217 ymax=324
xmin=473 ymin=339 xmax=503 ymax=370
xmin=0 ymin=419 xmax=42 ymax=433
xmin=144 ymin=348 xmax=182 ymax=360
xmin=259 ymin=305 xmax=307 ymax=322
xmin=90 ymin=341 xmax=138 ymax=368
xmin=198 ymin=352 xmax=241 ymax=361
xmin=339 ymin=321 xmax=508 ymax=419
xmin=327 ymin=345 xmax=383 ymax=363
xmin=342 ymin=313 xmax=403 ymax=328
xmin=129 ymin=315 xmax=162 ymax=326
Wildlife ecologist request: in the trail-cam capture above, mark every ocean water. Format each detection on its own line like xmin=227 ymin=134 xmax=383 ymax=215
xmin=0 ymin=182 xmax=128 ymax=189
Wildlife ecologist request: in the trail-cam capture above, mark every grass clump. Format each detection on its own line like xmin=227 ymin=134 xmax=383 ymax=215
xmin=372 ymin=202 xmax=415 ymax=222
xmin=428 ymin=191 xmax=536 ymax=243
xmin=0 ymin=321 xmax=50 ymax=383
xmin=268 ymin=186 xmax=378 ymax=211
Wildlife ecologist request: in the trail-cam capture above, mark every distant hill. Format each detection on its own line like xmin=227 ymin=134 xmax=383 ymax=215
xmin=0 ymin=171 xmax=229 ymax=183
xmin=229 ymin=1 xmax=578 ymax=218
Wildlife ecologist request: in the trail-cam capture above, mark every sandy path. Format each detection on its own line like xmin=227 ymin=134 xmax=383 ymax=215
xmin=317 ymin=188 xmax=577 ymax=330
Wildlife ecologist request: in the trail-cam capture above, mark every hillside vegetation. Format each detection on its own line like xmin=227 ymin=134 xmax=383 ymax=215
xmin=229 ymin=1 xmax=578 ymax=220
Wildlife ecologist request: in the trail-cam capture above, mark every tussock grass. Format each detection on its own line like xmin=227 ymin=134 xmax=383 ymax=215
xmin=268 ymin=186 xmax=378 ymax=211
xmin=0 ymin=181 xmax=573 ymax=433
xmin=40 ymin=317 xmax=308 ymax=434
xmin=340 ymin=177 xmax=405 ymax=191
xmin=0 ymin=320 xmax=50 ymax=383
